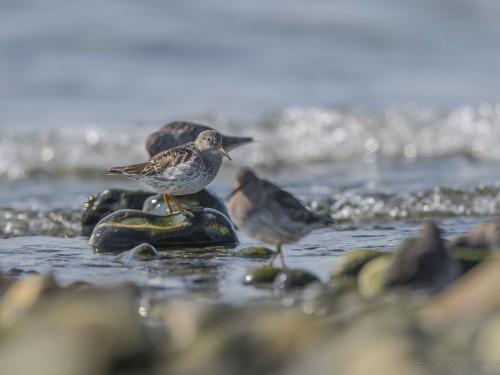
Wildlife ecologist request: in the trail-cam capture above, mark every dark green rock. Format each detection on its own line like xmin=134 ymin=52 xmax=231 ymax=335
xmin=89 ymin=208 xmax=239 ymax=253
xmin=243 ymin=267 xmax=282 ymax=285
xmin=235 ymin=246 xmax=274 ymax=259
xmin=273 ymin=269 xmax=320 ymax=290
xmin=120 ymin=243 xmax=161 ymax=262
xmin=327 ymin=276 xmax=358 ymax=294
xmin=143 ymin=188 xmax=229 ymax=218
xmin=81 ymin=189 xmax=154 ymax=237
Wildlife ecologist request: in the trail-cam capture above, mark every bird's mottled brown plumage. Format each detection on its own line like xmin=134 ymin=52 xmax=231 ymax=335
xmin=110 ymin=143 xmax=200 ymax=177
xmin=109 ymin=130 xmax=230 ymax=216
xmin=227 ymin=168 xmax=335 ymax=267
xmin=146 ymin=121 xmax=253 ymax=157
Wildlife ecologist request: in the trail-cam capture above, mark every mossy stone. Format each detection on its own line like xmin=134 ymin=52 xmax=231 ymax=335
xmin=243 ymin=267 xmax=282 ymax=285
xmin=81 ymin=189 xmax=154 ymax=237
xmin=330 ymin=249 xmax=388 ymax=281
xmin=143 ymin=188 xmax=229 ymax=218
xmin=89 ymin=208 xmax=239 ymax=253
xmin=235 ymin=246 xmax=274 ymax=259
xmin=357 ymin=255 xmax=393 ymax=298
xmin=327 ymin=276 xmax=358 ymax=294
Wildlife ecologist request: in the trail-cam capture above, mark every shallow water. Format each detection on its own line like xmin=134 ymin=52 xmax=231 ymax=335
xmin=0 ymin=205 xmax=490 ymax=305
xmin=1 ymin=1 xmax=500 ymax=303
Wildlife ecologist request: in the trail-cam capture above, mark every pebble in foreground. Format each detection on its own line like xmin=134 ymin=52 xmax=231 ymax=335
xmin=109 ymin=130 xmax=231 ymax=216
xmin=227 ymin=168 xmax=335 ymax=267
xmin=146 ymin=121 xmax=253 ymax=157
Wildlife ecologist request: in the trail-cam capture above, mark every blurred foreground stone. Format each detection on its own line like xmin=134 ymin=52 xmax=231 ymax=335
xmin=4 ymin=270 xmax=500 ymax=375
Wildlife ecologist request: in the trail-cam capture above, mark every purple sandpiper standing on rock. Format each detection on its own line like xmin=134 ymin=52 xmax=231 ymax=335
xmin=227 ymin=168 xmax=335 ymax=267
xmin=146 ymin=121 xmax=253 ymax=157
xmin=109 ymin=130 xmax=231 ymax=216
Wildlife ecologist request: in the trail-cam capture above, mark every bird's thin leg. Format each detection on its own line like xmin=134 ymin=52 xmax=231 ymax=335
xmin=163 ymin=193 xmax=173 ymax=215
xmin=277 ymin=244 xmax=287 ymax=269
xmin=169 ymin=194 xmax=194 ymax=218
xmin=268 ymin=244 xmax=285 ymax=268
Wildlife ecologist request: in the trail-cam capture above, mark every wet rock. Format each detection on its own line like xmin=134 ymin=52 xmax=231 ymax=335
xmin=143 ymin=188 xmax=229 ymax=218
xmin=329 ymin=249 xmax=387 ymax=291
xmin=234 ymin=246 xmax=274 ymax=258
xmin=331 ymin=249 xmax=387 ymax=279
xmin=243 ymin=267 xmax=282 ymax=286
xmin=273 ymin=269 xmax=321 ymax=290
xmin=327 ymin=276 xmax=359 ymax=294
xmin=120 ymin=243 xmax=161 ymax=262
xmin=81 ymin=189 xmax=154 ymax=237
xmin=357 ymin=255 xmax=393 ymax=298
xmin=448 ymin=219 xmax=500 ymax=250
xmin=89 ymin=208 xmax=239 ymax=253
xmin=385 ymin=220 xmax=460 ymax=293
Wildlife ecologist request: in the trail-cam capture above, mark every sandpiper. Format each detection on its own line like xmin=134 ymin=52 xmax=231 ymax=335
xmin=109 ymin=130 xmax=231 ymax=216
xmin=146 ymin=121 xmax=253 ymax=157
xmin=227 ymin=168 xmax=335 ymax=267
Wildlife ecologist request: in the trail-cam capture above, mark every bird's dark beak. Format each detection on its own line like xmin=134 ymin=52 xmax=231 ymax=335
xmin=216 ymin=145 xmax=231 ymax=160
xmin=227 ymin=182 xmax=241 ymax=200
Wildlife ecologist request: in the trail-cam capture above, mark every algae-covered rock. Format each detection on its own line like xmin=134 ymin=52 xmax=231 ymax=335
xmin=327 ymin=276 xmax=358 ymax=294
xmin=119 ymin=243 xmax=161 ymax=262
xmin=357 ymin=255 xmax=393 ymax=298
xmin=273 ymin=269 xmax=320 ymax=290
xmin=330 ymin=249 xmax=387 ymax=281
xmin=234 ymin=246 xmax=274 ymax=259
xmin=89 ymin=208 xmax=239 ymax=253
xmin=243 ymin=267 xmax=282 ymax=286
xmin=81 ymin=189 xmax=154 ymax=237
xmin=143 ymin=188 xmax=229 ymax=218
xmin=448 ymin=246 xmax=491 ymax=274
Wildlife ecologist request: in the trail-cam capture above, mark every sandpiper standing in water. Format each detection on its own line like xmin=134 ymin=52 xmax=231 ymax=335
xmin=227 ymin=168 xmax=335 ymax=267
xmin=109 ymin=130 xmax=231 ymax=216
xmin=146 ymin=121 xmax=253 ymax=157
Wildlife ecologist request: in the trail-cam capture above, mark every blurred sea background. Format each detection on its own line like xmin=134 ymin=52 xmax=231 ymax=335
xmin=1 ymin=0 xmax=500 ymax=301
